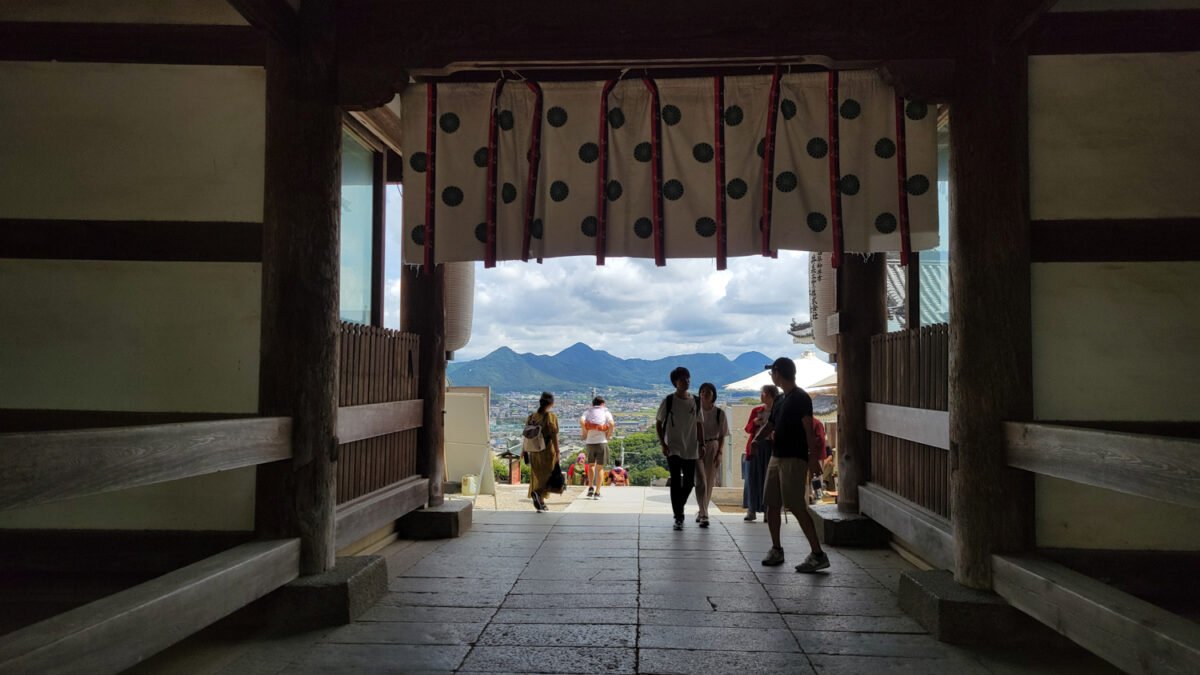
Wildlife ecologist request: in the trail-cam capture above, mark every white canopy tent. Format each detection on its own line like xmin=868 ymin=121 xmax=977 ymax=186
xmin=724 ymin=352 xmax=836 ymax=393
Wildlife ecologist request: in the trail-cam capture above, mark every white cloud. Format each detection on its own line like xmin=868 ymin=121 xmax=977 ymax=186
xmin=450 ymin=251 xmax=812 ymax=361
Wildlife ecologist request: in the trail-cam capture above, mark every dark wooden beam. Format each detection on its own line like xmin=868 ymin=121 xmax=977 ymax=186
xmin=879 ymin=60 xmax=956 ymax=103
xmin=948 ymin=15 xmax=1034 ymax=589
xmin=0 ymin=539 xmax=299 ymax=675
xmin=350 ymin=107 xmax=405 ymax=155
xmin=836 ymin=253 xmax=886 ymax=514
xmin=371 ymin=151 xmax=386 ymax=327
xmin=1030 ymin=10 xmax=1200 ymax=55
xmin=0 ymin=530 xmax=253 ymax=576
xmin=1006 ymin=422 xmax=1200 ymax=510
xmin=402 ymin=264 xmax=447 ymax=508
xmin=0 ymin=418 xmax=291 ymax=512
xmin=0 ymin=409 xmax=256 ymax=433
xmin=386 ymin=149 xmax=404 ymax=184
xmin=335 ymin=0 xmax=971 ymax=106
xmin=226 ymin=0 xmax=303 ymax=46
xmin=336 ymin=400 xmax=423 ymax=444
xmin=905 ymin=251 xmax=921 ymax=328
xmin=334 ymin=476 xmax=428 ymax=549
xmin=1031 ymin=218 xmax=1200 ymax=263
xmin=0 ymin=219 xmax=262 ymax=263
xmin=0 ymin=22 xmax=264 ymax=66
xmin=860 ymin=483 xmax=955 ymax=570
xmin=993 ymin=554 xmax=1200 ymax=675
xmin=255 ymin=34 xmax=341 ymax=575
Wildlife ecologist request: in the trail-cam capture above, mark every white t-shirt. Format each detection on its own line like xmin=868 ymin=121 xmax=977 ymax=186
xmin=656 ymin=393 xmax=700 ymax=460
xmin=580 ymin=406 xmax=615 ymax=444
xmin=700 ymin=406 xmax=731 ymax=443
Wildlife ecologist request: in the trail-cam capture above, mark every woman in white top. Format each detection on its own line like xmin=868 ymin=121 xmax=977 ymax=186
xmin=694 ymin=382 xmax=730 ymax=528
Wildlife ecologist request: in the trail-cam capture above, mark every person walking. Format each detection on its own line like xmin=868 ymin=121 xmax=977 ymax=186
xmin=656 ymin=367 xmax=703 ymax=531
xmin=755 ymin=358 xmax=830 ymax=573
xmin=580 ymin=397 xmax=615 ymax=498
xmin=525 ymin=392 xmax=560 ymax=512
xmin=694 ymin=382 xmax=730 ymax=528
xmin=742 ymin=384 xmax=779 ymax=522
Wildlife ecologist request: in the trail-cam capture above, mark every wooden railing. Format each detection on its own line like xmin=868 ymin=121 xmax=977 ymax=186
xmin=868 ymin=324 xmax=950 ymax=517
xmin=336 ymin=323 xmax=420 ymax=505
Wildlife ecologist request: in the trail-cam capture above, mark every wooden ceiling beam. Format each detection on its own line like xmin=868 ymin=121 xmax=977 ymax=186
xmin=0 ymin=22 xmax=264 ymax=66
xmin=335 ymin=0 xmax=969 ymax=108
xmin=1030 ymin=10 xmax=1200 ymax=55
xmin=226 ymin=0 xmax=303 ymax=46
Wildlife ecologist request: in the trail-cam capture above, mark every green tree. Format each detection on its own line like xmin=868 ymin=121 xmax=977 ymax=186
xmin=629 ymin=465 xmax=669 ymax=486
xmin=492 ymin=456 xmax=529 ymax=484
xmin=615 ymin=431 xmax=669 ymax=472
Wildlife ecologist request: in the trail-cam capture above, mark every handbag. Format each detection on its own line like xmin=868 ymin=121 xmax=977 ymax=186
xmin=522 ymin=415 xmax=547 ymax=453
xmin=546 ymin=462 xmax=566 ymax=494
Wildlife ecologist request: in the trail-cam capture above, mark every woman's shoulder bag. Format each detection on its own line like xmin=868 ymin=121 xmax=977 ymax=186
xmin=522 ymin=414 xmax=547 ymax=453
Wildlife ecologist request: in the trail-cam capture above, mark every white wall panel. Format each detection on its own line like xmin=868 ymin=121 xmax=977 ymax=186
xmin=1029 ymin=53 xmax=1200 ymax=220
xmin=0 ymin=61 xmax=264 ymax=222
xmin=0 ymin=260 xmax=261 ymax=412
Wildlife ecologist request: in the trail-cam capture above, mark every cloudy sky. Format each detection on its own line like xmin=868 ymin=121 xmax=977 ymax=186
xmin=382 ymin=188 xmax=813 ymax=361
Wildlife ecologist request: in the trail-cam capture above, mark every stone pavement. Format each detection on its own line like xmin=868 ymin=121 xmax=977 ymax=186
xmin=152 ymin=487 xmax=1116 ymax=675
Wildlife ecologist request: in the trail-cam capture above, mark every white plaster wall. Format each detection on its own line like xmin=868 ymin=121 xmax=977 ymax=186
xmin=0 ymin=0 xmax=247 ymax=25
xmin=445 ymin=388 xmax=494 ymax=495
xmin=1029 ymin=53 xmax=1200 ymax=220
xmin=0 ymin=61 xmax=265 ymax=222
xmin=0 ymin=470 xmax=256 ymax=531
xmin=0 ymin=61 xmax=265 ymax=531
xmin=1032 ymin=262 xmax=1200 ymax=421
xmin=1029 ymin=52 xmax=1200 ymax=550
xmin=0 ymin=260 xmax=261 ymax=412
xmin=1031 ymin=262 xmax=1200 ymax=550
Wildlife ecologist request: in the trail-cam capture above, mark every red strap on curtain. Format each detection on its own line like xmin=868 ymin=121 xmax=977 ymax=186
xmin=522 ymin=81 xmax=544 ymax=263
xmin=595 ymin=79 xmax=617 ymax=266
xmin=827 ymin=72 xmax=844 ymax=269
xmin=483 ymin=79 xmax=508 ymax=269
xmin=423 ymin=83 xmax=438 ymax=274
xmin=760 ymin=66 xmax=782 ymax=258
xmin=642 ymin=77 xmax=666 ymax=267
xmin=894 ymin=95 xmax=912 ymax=266
xmin=713 ymin=76 xmax=728 ymax=271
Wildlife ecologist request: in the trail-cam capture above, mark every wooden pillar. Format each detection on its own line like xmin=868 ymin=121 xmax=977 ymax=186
xmin=255 ymin=36 xmax=341 ymax=575
xmin=948 ymin=38 xmax=1034 ymax=589
xmin=836 ymin=253 xmax=887 ymax=513
xmin=402 ymin=264 xmax=446 ymax=507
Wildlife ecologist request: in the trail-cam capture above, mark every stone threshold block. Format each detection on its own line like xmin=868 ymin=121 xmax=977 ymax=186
xmin=807 ymin=502 xmax=889 ymax=548
xmin=899 ymin=569 xmax=1066 ymax=648
xmin=397 ymin=499 xmax=473 ymax=540
xmin=266 ymin=555 xmax=388 ymax=630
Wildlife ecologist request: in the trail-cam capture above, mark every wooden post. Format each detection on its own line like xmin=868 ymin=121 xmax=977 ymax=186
xmin=948 ymin=37 xmax=1034 ymax=589
xmin=402 ymin=264 xmax=446 ymax=507
xmin=836 ymin=253 xmax=887 ymax=513
xmin=255 ymin=34 xmax=341 ymax=575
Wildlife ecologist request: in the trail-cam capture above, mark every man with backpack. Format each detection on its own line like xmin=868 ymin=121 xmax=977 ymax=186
xmin=655 ymin=367 xmax=703 ymax=530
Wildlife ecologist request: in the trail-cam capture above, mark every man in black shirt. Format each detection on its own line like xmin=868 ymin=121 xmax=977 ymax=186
xmin=753 ymin=357 xmax=830 ymax=572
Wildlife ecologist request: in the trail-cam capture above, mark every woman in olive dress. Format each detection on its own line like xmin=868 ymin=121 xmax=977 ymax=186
xmin=525 ymin=391 xmax=560 ymax=512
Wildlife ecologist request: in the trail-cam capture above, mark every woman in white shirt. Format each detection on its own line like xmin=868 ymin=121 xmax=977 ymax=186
xmin=694 ymin=382 xmax=730 ymax=528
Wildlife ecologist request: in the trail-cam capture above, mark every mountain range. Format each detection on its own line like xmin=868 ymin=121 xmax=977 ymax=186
xmin=447 ymin=342 xmax=772 ymax=392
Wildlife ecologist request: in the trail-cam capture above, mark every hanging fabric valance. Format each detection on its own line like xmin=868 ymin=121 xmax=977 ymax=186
xmin=400 ymin=70 xmax=938 ymax=269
